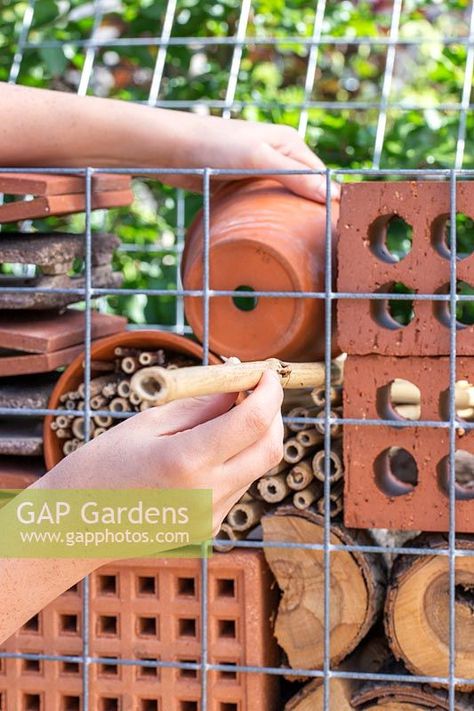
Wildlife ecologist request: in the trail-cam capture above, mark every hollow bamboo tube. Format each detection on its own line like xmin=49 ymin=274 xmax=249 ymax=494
xmin=93 ymin=414 xmax=113 ymax=428
xmin=56 ymin=428 xmax=70 ymax=439
xmin=239 ymin=492 xmax=254 ymax=503
xmin=296 ymin=428 xmax=324 ymax=448
xmin=72 ymin=418 xmax=86 ymax=440
xmin=286 ymin=406 xmax=319 ymax=433
xmin=114 ymin=346 xmax=140 ymax=357
xmin=214 ymin=523 xmax=243 ymax=553
xmin=121 ymin=356 xmax=140 ymax=374
xmin=93 ymin=427 xmax=107 ymax=438
xmin=226 ymin=501 xmax=265 ymax=532
xmin=63 ymin=440 xmax=76 ymax=456
xmin=313 ymin=408 xmax=343 ymax=437
xmin=458 ymin=407 xmax=474 ymax=420
xmin=257 ymin=473 xmax=291 ymax=503
xmin=90 ymin=395 xmax=108 ymax=410
xmin=65 ymin=399 xmax=76 ymax=410
xmin=130 ymin=359 xmax=340 ymax=405
xmin=265 ymin=459 xmax=289 ymax=477
xmin=311 ymin=385 xmax=342 ymax=408
xmin=138 ymin=350 xmax=165 ymax=366
xmin=316 ymin=495 xmax=343 ymax=518
xmin=283 ymin=438 xmax=306 ymax=464
xmin=83 ymin=359 xmax=116 ymax=372
xmin=129 ymin=391 xmax=142 ymax=406
xmin=56 ymin=415 xmax=71 ymax=429
xmin=50 ymin=421 xmax=59 ymax=431
xmin=103 ymin=383 xmax=118 ymax=398
xmin=109 ymin=397 xmax=130 ymax=412
xmin=140 ymin=400 xmax=154 ymax=411
xmin=78 ymin=374 xmax=121 ymax=399
xmin=287 ymin=460 xmax=314 ymax=491
xmin=117 ymin=380 xmax=131 ymax=398
xmin=293 ymin=481 xmax=324 ymax=510
xmin=312 ymin=444 xmax=344 ymax=483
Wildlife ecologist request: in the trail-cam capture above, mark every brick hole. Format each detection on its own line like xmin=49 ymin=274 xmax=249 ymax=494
xmin=136 ymin=659 xmax=159 ymax=678
xmin=220 ymin=704 xmax=238 ymax=711
xmin=217 ymin=619 xmax=236 ymax=639
xmin=438 ymin=450 xmax=474 ymax=500
xmin=371 ymin=282 xmax=415 ymax=330
xmin=22 ymin=614 xmax=40 ymax=633
xmin=439 ymin=379 xmax=474 ymax=422
xmin=98 ymin=615 xmax=118 ymax=636
xmin=435 ymin=280 xmax=474 ymax=328
xmin=378 ymin=379 xmax=421 ymax=421
xmin=98 ymin=575 xmax=117 ymax=595
xmin=22 ymin=658 xmax=41 ymax=674
xmin=177 ymin=577 xmax=196 ymax=597
xmin=62 ymin=696 xmax=81 ymax=711
xmin=178 ymin=660 xmax=198 ymax=679
xmin=432 ymin=212 xmax=474 ymax=261
xmin=137 ymin=575 xmax=156 ymax=596
xmin=216 ymin=578 xmax=235 ymax=598
xmin=178 ymin=618 xmax=197 ymax=638
xmin=61 ymin=661 xmax=80 ymax=675
xmin=60 ymin=614 xmax=79 ymax=635
xmin=138 ymin=616 xmax=158 ymax=637
xmin=99 ymin=658 xmax=119 ymax=676
xmin=100 ymin=699 xmax=119 ymax=711
xmin=140 ymin=702 xmax=159 ymax=711
xmin=218 ymin=662 xmax=237 ymax=681
xmin=374 ymin=447 xmax=418 ymax=497
xmin=24 ymin=694 xmax=41 ymax=711
xmin=179 ymin=702 xmax=198 ymax=711
xmin=369 ymin=214 xmax=413 ymax=263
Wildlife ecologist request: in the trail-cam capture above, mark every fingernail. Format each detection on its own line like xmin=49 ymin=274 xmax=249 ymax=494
xmin=331 ymin=181 xmax=341 ymax=200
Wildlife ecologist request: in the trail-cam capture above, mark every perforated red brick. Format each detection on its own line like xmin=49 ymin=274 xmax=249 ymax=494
xmin=337 ymin=181 xmax=474 ymax=355
xmin=0 ymin=551 xmax=279 ymax=711
xmin=343 ymin=354 xmax=474 ymax=531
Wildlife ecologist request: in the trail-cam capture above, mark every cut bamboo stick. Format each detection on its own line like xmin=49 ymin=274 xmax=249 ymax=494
xmin=226 ymin=500 xmax=265 ymax=532
xmin=129 ymin=391 xmax=142 ymax=406
xmin=121 ymin=356 xmax=140 ymax=374
xmin=56 ymin=415 xmax=71 ymax=429
xmin=109 ymin=397 xmax=130 ymax=412
xmin=93 ymin=414 xmax=113 ymax=428
xmin=117 ymin=380 xmax=131 ymax=398
xmin=63 ymin=440 xmax=76 ymax=456
xmin=138 ymin=350 xmax=166 ymax=366
xmin=90 ymin=395 xmax=108 ymax=410
xmin=286 ymin=406 xmax=318 ymax=433
xmin=84 ymin=359 xmax=116 ymax=372
xmin=287 ymin=460 xmax=314 ymax=491
xmin=311 ymin=385 xmax=342 ymax=408
xmin=130 ymin=359 xmax=341 ymax=405
xmin=283 ymin=438 xmax=306 ymax=464
xmin=71 ymin=417 xmax=86 ymax=440
xmin=93 ymin=427 xmax=106 ymax=438
xmin=313 ymin=408 xmax=343 ymax=437
xmin=56 ymin=428 xmax=70 ymax=439
xmin=214 ymin=523 xmax=243 ymax=553
xmin=296 ymin=428 xmax=323 ymax=448
xmin=316 ymin=495 xmax=343 ymax=518
xmin=78 ymin=373 xmax=121 ymax=398
xmin=114 ymin=346 xmax=140 ymax=357
xmin=312 ymin=443 xmax=343 ymax=483
xmin=293 ymin=481 xmax=323 ymax=510
xmin=257 ymin=473 xmax=291 ymax=503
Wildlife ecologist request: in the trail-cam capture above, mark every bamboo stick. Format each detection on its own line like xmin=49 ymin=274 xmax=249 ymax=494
xmin=56 ymin=414 xmax=72 ymax=429
xmin=313 ymin=408 xmax=343 ymax=437
xmin=63 ymin=440 xmax=76 ymax=456
xmin=286 ymin=406 xmax=318 ymax=433
xmin=311 ymin=385 xmax=342 ymax=408
xmin=312 ymin=443 xmax=344 ymax=483
xmin=287 ymin=460 xmax=314 ymax=491
xmin=90 ymin=395 xmax=108 ymax=410
xmin=138 ymin=350 xmax=166 ymax=366
xmin=129 ymin=391 xmax=142 ymax=406
xmin=214 ymin=523 xmax=243 ymax=553
xmin=257 ymin=473 xmax=291 ymax=503
xmin=78 ymin=374 xmax=121 ymax=399
xmin=283 ymin=438 xmax=306 ymax=464
xmin=83 ymin=359 xmax=116 ymax=372
xmin=102 ymin=382 xmax=118 ymax=398
xmin=293 ymin=481 xmax=324 ymax=510
xmin=117 ymin=380 xmax=131 ymax=398
xmin=50 ymin=420 xmax=59 ymax=431
xmin=114 ymin=347 xmax=140 ymax=357
xmin=56 ymin=428 xmax=70 ymax=439
xmin=296 ymin=428 xmax=323 ymax=448
xmin=72 ymin=417 xmax=86 ymax=440
xmin=93 ymin=427 xmax=107 ymax=438
xmin=93 ymin=414 xmax=113 ymax=428
xmin=130 ymin=359 xmax=341 ymax=405
xmin=226 ymin=501 xmax=265 ymax=532
xmin=109 ymin=397 xmax=130 ymax=412
xmin=316 ymin=495 xmax=343 ymax=518
xmin=121 ymin=356 xmax=140 ymax=374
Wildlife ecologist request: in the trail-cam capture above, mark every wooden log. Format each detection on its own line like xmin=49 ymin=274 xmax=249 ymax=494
xmin=257 ymin=473 xmax=291 ymax=503
xmin=262 ymin=508 xmax=386 ymax=671
xmin=226 ymin=500 xmax=266 ymax=531
xmin=287 ymin=460 xmax=314 ymax=491
xmin=131 ymin=359 xmax=342 ymax=405
xmin=384 ymin=533 xmax=474 ymax=690
xmin=292 ymin=481 xmax=323 ymax=510
xmin=312 ymin=441 xmax=343 ymax=483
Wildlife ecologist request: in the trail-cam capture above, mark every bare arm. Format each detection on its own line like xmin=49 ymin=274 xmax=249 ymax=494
xmin=0 ymin=82 xmax=337 ymax=201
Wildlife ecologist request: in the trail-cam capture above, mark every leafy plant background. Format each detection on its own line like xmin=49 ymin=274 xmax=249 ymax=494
xmin=1 ymin=0 xmax=473 ymax=326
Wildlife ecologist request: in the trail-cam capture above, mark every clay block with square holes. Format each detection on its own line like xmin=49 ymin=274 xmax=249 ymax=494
xmin=0 ymin=311 xmax=126 ymax=354
xmin=0 ymin=172 xmax=131 ymax=196
xmin=0 ymin=265 xmax=122 ymax=309
xmin=343 ymin=354 xmax=474 ymax=531
xmin=0 ymin=456 xmax=44 ymax=488
xmin=0 ymin=189 xmax=133 ymax=224
xmin=337 ymin=181 xmax=474 ymax=355
xmin=0 ymin=550 xmax=280 ymax=711
xmin=0 ymin=232 xmax=120 ymax=275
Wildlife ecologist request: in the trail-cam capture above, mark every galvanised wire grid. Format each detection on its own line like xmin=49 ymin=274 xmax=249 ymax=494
xmin=1 ymin=2 xmax=474 ymax=710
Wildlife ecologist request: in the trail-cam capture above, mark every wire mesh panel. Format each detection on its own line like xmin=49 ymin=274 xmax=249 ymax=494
xmin=1 ymin=1 xmax=474 ymax=710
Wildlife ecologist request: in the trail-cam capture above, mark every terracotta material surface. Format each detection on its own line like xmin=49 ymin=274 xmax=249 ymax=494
xmin=0 ymin=373 xmax=58 ymax=409
xmin=0 ymin=419 xmax=43 ymax=456
xmin=44 ymin=330 xmax=221 ymax=469
xmin=0 ymin=311 xmax=126 ymax=354
xmin=0 ymin=189 xmax=133 ymax=224
xmin=0 ymin=172 xmax=131 ymax=196
xmin=337 ymin=181 xmax=474 ymax=355
xmin=0 ymin=232 xmax=119 ymax=275
xmin=0 ymin=343 xmax=86 ymax=377
xmin=0 ymin=265 xmax=122 ymax=309
xmin=0 ymin=456 xmax=44 ymax=487
xmin=343 ymin=354 xmax=474 ymax=531
xmin=182 ymin=179 xmax=339 ymax=361
xmin=0 ymin=550 xmax=279 ymax=711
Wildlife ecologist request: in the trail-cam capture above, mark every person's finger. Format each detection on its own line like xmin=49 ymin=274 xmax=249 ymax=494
xmin=175 ymin=370 xmax=283 ymax=466
xmin=253 ymin=142 xmax=340 ymax=202
xmin=144 ymin=391 xmax=238 ymax=436
xmin=221 ymin=410 xmax=284 ymax=491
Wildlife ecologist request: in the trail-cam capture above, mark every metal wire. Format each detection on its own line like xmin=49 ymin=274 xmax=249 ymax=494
xmin=3 ymin=2 xmax=474 ymax=711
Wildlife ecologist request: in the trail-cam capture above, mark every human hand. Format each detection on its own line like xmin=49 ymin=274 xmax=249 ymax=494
xmin=51 ymin=370 xmax=284 ymax=534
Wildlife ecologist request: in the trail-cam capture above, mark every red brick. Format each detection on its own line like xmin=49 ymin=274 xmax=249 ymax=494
xmin=0 ymin=190 xmax=133 ymax=224
xmin=0 ymin=172 xmax=131 ymax=196
xmin=0 ymin=456 xmax=44 ymax=488
xmin=0 ymin=551 xmax=280 ymax=711
xmin=343 ymin=354 xmax=474 ymax=531
xmin=337 ymin=181 xmax=474 ymax=355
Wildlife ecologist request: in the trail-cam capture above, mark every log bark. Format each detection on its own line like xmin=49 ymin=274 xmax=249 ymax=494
xmin=262 ymin=507 xmax=386 ymax=672
xmin=384 ymin=533 xmax=474 ymax=690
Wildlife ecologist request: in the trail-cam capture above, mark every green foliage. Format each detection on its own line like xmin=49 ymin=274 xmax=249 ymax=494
xmin=1 ymin=0 xmax=473 ymax=327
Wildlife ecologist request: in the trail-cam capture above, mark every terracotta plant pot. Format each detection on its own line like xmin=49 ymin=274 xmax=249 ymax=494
xmin=44 ymin=330 xmax=220 ymax=470
xmin=182 ymin=179 xmax=340 ymax=361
